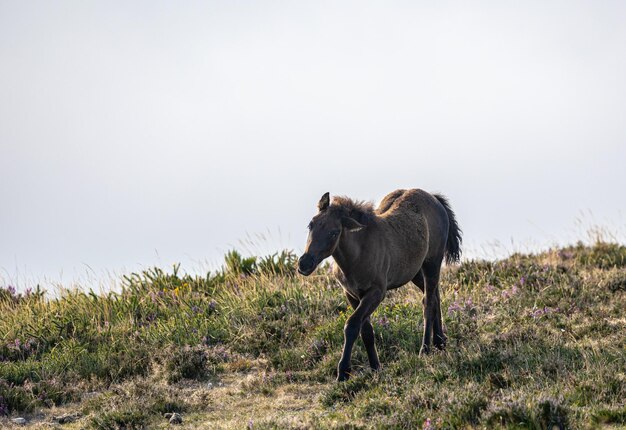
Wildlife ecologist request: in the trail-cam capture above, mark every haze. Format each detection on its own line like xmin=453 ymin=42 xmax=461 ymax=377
xmin=1 ymin=1 xmax=625 ymax=289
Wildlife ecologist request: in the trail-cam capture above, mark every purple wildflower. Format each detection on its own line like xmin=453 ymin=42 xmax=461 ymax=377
xmin=213 ymin=345 xmax=230 ymax=361
xmin=448 ymin=296 xmax=477 ymax=317
xmin=4 ymin=285 xmax=17 ymax=297
xmin=423 ymin=418 xmax=435 ymax=430
xmin=501 ymin=284 xmax=519 ymax=299
xmin=191 ymin=306 xmax=201 ymax=314
xmin=377 ymin=315 xmax=390 ymax=328
xmin=247 ymin=419 xmax=254 ymax=429
xmin=447 ymin=301 xmax=463 ymax=316
xmin=530 ymin=306 xmax=559 ymax=319
xmin=208 ymin=300 xmax=217 ymax=311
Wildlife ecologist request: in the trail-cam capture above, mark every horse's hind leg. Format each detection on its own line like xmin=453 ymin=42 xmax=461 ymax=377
xmin=432 ymin=284 xmax=446 ymax=350
xmin=345 ymin=292 xmax=381 ymax=371
xmin=413 ymin=269 xmax=432 ymax=354
xmin=419 ymin=261 xmax=445 ymax=355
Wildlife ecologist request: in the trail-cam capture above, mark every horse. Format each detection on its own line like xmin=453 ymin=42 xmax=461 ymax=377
xmin=298 ymin=189 xmax=462 ymax=381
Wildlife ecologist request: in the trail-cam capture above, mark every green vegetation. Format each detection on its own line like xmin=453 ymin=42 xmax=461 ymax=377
xmin=1 ymin=242 xmax=625 ymax=429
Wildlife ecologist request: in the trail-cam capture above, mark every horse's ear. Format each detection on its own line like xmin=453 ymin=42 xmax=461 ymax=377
xmin=318 ymin=192 xmax=330 ymax=212
xmin=342 ymin=216 xmax=365 ymax=232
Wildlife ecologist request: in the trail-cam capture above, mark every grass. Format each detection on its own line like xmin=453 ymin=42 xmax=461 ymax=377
xmin=0 ymin=242 xmax=625 ymax=429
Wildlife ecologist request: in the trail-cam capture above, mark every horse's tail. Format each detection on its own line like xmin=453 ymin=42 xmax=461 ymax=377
xmin=433 ymin=194 xmax=462 ymax=264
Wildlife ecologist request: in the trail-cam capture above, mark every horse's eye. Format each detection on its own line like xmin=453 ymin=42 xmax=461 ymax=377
xmin=329 ymin=231 xmax=339 ymax=238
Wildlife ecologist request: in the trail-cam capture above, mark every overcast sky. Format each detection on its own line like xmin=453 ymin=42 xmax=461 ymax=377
xmin=1 ymin=1 xmax=625 ymax=289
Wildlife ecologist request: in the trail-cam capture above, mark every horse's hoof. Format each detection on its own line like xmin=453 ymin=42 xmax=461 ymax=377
xmin=336 ymin=372 xmax=350 ymax=382
xmin=337 ymin=362 xmax=352 ymax=382
xmin=434 ymin=335 xmax=447 ymax=350
xmin=419 ymin=345 xmax=431 ymax=356
xmin=434 ymin=341 xmax=446 ymax=351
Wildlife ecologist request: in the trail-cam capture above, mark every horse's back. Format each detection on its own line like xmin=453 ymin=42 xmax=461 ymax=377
xmin=377 ymin=188 xmax=450 ymax=264
xmin=377 ymin=189 xmax=442 ymax=218
xmin=377 ymin=189 xmax=406 ymax=214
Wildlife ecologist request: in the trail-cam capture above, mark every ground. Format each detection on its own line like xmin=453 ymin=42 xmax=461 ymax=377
xmin=1 ymin=243 xmax=625 ymax=429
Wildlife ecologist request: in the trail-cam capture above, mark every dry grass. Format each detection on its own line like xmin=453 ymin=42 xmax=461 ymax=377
xmin=1 ymin=242 xmax=625 ymax=429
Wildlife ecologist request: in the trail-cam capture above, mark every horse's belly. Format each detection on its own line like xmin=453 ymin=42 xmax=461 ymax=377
xmin=386 ymin=261 xmax=422 ymax=287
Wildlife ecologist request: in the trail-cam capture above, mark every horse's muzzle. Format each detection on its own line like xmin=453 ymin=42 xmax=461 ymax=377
xmin=297 ymin=253 xmax=316 ymax=276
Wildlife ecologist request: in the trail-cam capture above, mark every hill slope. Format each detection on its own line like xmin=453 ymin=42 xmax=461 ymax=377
xmin=1 ymin=243 xmax=625 ymax=429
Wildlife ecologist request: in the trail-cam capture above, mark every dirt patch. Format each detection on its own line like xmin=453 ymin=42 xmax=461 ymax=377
xmin=0 ymin=372 xmax=328 ymax=429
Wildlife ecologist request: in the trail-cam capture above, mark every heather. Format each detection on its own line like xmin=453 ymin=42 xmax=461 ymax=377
xmin=0 ymin=243 xmax=625 ymax=429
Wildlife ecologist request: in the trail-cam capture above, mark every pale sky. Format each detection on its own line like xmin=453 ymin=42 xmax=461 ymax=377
xmin=1 ymin=1 xmax=625 ymax=289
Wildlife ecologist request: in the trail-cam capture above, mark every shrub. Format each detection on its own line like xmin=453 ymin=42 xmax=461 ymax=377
xmin=163 ymin=345 xmax=210 ymax=383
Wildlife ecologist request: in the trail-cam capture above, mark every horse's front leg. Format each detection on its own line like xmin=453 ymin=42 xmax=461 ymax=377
xmin=345 ymin=292 xmax=381 ymax=372
xmin=338 ymin=288 xmax=384 ymax=381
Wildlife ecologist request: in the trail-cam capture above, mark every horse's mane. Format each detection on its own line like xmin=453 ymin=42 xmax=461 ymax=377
xmin=330 ymin=196 xmax=376 ymax=225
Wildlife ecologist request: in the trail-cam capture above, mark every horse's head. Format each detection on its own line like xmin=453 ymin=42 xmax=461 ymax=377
xmin=298 ymin=192 xmax=365 ymax=276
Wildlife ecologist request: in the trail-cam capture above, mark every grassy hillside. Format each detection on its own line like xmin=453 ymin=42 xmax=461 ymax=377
xmin=1 ymin=243 xmax=625 ymax=429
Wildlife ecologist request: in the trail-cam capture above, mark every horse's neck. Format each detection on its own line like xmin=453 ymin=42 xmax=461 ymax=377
xmin=332 ymin=234 xmax=363 ymax=276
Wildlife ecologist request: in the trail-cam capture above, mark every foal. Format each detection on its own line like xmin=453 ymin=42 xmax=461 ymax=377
xmin=298 ymin=189 xmax=461 ymax=381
